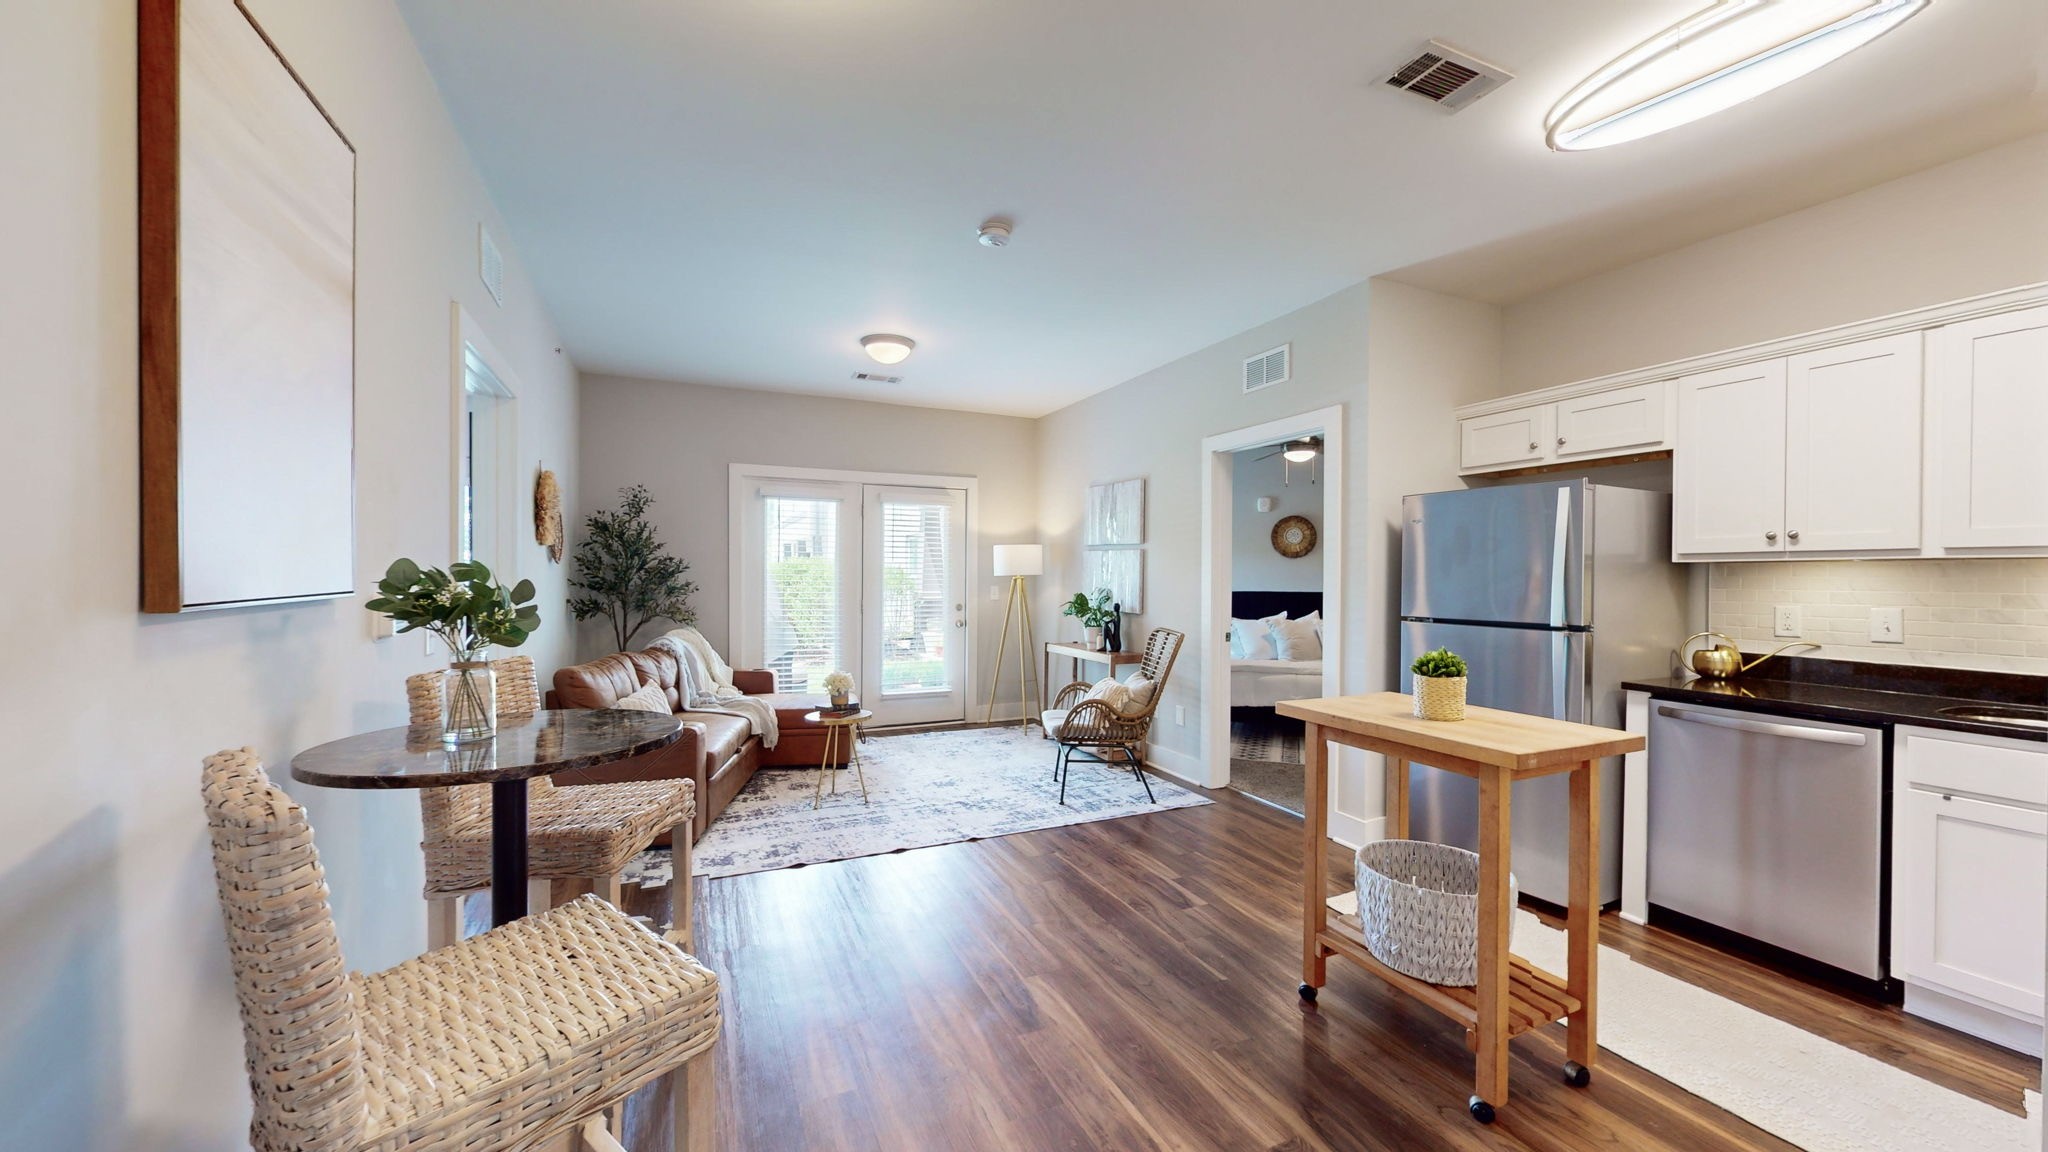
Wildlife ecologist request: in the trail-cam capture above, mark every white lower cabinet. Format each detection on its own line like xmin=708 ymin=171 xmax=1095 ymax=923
xmin=1892 ymin=726 xmax=2047 ymax=1054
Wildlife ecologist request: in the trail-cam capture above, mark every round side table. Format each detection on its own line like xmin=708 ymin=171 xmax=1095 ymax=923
xmin=805 ymin=709 xmax=872 ymax=809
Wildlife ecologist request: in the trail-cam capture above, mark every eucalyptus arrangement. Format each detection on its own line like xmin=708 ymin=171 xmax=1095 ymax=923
xmin=368 ymin=559 xmax=540 ymax=743
xmin=1410 ymin=647 xmax=1469 ymax=722
xmin=1061 ymin=588 xmax=1115 ymax=650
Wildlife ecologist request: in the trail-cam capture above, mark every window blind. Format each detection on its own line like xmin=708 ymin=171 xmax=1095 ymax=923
xmin=763 ymin=496 xmax=840 ymax=692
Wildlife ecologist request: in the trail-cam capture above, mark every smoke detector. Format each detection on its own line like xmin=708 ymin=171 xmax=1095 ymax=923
xmin=1385 ymin=40 xmax=1514 ymax=111
xmin=977 ymin=218 xmax=1012 ymax=247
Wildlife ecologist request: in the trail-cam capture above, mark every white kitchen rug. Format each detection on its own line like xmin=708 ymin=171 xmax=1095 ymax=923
xmin=624 ymin=724 xmax=1209 ymax=882
xmin=1326 ymin=892 xmax=2039 ymax=1152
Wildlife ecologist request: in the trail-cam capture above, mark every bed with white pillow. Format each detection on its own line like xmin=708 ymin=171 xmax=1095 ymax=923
xmin=1228 ymin=591 xmax=1325 ymax=710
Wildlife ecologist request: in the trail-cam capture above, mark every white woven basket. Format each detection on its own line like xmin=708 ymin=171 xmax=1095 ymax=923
xmin=1355 ymin=839 xmax=1515 ymax=987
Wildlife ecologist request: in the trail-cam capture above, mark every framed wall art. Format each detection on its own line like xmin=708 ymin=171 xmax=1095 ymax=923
xmin=1085 ymin=547 xmax=1144 ymax=614
xmin=1084 ymin=477 xmax=1145 ymax=547
xmin=140 ymin=0 xmax=356 ymax=612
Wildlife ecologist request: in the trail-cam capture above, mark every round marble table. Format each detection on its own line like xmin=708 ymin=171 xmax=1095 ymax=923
xmin=291 ymin=709 xmax=683 ymax=928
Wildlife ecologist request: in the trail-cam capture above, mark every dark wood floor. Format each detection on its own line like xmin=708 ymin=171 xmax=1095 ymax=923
xmin=621 ymin=775 xmax=2034 ymax=1151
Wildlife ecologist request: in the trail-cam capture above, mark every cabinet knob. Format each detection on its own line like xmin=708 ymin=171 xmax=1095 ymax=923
xmin=1557 ymin=436 xmax=1567 ymax=446
xmin=1788 ymin=529 xmax=1801 ymax=542
xmin=1528 ymin=442 xmax=1538 ymax=452
xmin=1765 ymin=530 xmax=1779 ymax=543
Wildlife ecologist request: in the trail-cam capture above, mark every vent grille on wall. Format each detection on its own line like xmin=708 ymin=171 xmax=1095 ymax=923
xmin=852 ymin=371 xmax=902 ymax=384
xmin=1244 ymin=344 xmax=1290 ymax=393
xmin=1385 ymin=40 xmax=1513 ymax=110
xmin=478 ymin=224 xmax=505 ymax=306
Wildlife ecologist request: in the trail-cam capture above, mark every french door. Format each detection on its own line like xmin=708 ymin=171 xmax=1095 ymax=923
xmin=739 ymin=477 xmax=968 ymax=726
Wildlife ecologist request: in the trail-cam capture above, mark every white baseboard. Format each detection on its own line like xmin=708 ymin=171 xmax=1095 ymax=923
xmin=1329 ymin=813 xmax=1376 ymax=851
xmin=1144 ymin=744 xmax=1209 ymax=789
xmin=1903 ymin=982 xmax=2043 ymax=1057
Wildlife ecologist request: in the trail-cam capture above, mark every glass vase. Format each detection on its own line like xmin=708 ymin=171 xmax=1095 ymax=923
xmin=443 ymin=660 xmax=497 ymax=745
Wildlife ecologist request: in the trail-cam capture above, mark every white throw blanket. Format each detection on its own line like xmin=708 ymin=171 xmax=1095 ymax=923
xmin=651 ymin=630 xmax=780 ymax=749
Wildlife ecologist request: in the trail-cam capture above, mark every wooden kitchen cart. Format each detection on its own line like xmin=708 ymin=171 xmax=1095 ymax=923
xmin=1277 ymin=693 xmax=1643 ymax=1124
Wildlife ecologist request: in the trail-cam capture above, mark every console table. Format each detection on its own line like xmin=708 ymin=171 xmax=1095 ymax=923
xmin=1041 ymin=641 xmax=1144 ymax=715
xmin=1277 ymin=692 xmax=1641 ymax=1124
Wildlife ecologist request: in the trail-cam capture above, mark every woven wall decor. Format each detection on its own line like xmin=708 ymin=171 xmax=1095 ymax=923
xmin=534 ymin=468 xmax=564 ymax=563
xmin=1271 ymin=514 xmax=1317 ymax=558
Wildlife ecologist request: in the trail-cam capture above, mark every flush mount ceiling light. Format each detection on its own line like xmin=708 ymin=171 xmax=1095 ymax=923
xmin=1545 ymin=0 xmax=1928 ymax=152
xmin=860 ymin=333 xmax=916 ymax=365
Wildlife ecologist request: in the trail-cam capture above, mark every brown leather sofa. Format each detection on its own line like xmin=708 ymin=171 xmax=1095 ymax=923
xmin=545 ymin=642 xmax=843 ymax=839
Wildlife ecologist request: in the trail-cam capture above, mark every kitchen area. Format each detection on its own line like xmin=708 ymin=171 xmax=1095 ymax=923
xmin=1412 ymin=287 xmax=2048 ymax=1071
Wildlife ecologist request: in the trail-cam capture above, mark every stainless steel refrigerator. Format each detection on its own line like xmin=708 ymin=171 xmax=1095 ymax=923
xmin=1399 ymin=480 xmax=1686 ymax=907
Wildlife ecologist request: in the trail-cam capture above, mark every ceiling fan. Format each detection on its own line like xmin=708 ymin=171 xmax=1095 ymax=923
xmin=1254 ymin=436 xmax=1323 ymax=486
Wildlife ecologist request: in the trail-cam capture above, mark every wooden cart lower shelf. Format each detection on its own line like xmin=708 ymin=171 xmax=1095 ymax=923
xmin=1321 ymin=912 xmax=1582 ymax=1049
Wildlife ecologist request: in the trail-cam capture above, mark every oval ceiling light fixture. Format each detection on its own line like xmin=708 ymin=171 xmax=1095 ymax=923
xmin=1545 ymin=0 xmax=1928 ymax=152
xmin=860 ymin=333 xmax=916 ymax=365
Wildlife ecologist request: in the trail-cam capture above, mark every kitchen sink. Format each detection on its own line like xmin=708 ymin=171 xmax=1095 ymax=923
xmin=1937 ymin=704 xmax=2048 ymax=730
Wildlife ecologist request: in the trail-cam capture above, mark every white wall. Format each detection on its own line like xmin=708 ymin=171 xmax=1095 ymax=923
xmin=1229 ymin=448 xmax=1324 ymax=594
xmin=1035 ymin=278 xmax=1499 ymax=833
xmin=1497 ymin=132 xmax=2048 ymax=395
xmin=575 ymin=375 xmax=1040 ymax=712
xmin=0 ymin=2 xmax=577 ymax=1146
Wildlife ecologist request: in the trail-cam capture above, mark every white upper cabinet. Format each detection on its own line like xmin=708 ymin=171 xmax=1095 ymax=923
xmin=1936 ymin=306 xmax=2048 ymax=549
xmin=1459 ymin=404 xmax=1553 ymax=472
xmin=1673 ymin=360 xmax=1787 ymax=557
xmin=1783 ymin=333 xmax=1923 ymax=553
xmin=1554 ymin=381 xmax=1669 ymax=460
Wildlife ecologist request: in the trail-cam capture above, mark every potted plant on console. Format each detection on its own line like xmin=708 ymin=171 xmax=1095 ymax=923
xmin=1061 ymin=588 xmax=1115 ymax=650
xmin=368 ymin=559 xmax=540 ymax=745
xmin=1410 ymin=647 xmax=1468 ymax=722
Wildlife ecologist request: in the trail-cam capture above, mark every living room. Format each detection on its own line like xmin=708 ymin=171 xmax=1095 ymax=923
xmin=10 ymin=3 xmax=2048 ymax=1151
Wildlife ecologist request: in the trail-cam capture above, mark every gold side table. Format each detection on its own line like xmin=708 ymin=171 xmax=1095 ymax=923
xmin=806 ymin=709 xmax=872 ymax=809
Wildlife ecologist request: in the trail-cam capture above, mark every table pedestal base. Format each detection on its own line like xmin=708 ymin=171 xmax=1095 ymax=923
xmin=490 ymin=778 xmax=529 ymax=928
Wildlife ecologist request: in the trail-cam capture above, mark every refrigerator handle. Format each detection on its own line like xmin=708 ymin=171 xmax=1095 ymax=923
xmin=1553 ymin=631 xmax=1568 ymax=721
xmin=1549 ymin=487 xmax=1571 ymax=628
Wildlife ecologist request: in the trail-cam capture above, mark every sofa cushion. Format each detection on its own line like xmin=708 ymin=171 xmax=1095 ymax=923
xmin=682 ymin=712 xmax=751 ymax=769
xmin=551 ymin=652 xmax=643 ymax=709
xmin=758 ymin=691 xmax=837 ymax=728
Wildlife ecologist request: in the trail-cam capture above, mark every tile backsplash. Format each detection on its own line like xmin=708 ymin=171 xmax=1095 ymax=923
xmin=1708 ymin=559 xmax=2048 ymax=676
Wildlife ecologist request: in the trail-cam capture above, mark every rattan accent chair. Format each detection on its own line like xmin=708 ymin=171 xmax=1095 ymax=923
xmin=407 ymin=656 xmax=695 ymax=951
xmin=1042 ymin=628 xmax=1184 ymax=804
xmin=201 ymin=747 xmax=720 ymax=1152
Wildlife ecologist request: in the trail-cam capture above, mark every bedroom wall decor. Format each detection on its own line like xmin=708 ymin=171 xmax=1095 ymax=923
xmin=139 ymin=0 xmax=357 ymax=612
xmin=1086 ymin=547 xmax=1144 ymax=614
xmin=1084 ymin=477 xmax=1146 ymax=546
xmin=1271 ymin=515 xmax=1318 ymax=558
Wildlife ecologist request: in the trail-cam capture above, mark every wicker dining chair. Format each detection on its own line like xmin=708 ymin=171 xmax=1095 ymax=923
xmin=1042 ymin=628 xmax=1184 ymax=804
xmin=407 ymin=656 xmax=695 ymax=951
xmin=201 ymin=747 xmax=720 ymax=1152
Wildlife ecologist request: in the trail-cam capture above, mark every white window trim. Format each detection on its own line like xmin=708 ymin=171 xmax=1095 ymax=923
xmin=449 ymin=301 xmax=521 ymax=577
xmin=729 ymin=463 xmax=981 ymax=719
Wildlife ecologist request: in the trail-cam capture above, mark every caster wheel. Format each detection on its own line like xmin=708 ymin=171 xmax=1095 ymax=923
xmin=1298 ymin=983 xmax=1319 ymax=1002
xmin=1467 ymin=1097 xmax=1496 ymax=1125
xmin=1563 ymin=1061 xmax=1591 ymax=1088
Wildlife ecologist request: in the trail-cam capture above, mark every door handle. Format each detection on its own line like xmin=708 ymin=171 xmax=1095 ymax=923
xmin=1657 ymin=705 xmax=1866 ymax=746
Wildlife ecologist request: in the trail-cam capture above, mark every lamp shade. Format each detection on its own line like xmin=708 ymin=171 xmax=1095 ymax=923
xmin=992 ymin=544 xmax=1044 ymax=578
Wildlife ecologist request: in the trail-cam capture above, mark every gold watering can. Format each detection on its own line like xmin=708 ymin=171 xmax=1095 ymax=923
xmin=1679 ymin=632 xmax=1814 ymax=680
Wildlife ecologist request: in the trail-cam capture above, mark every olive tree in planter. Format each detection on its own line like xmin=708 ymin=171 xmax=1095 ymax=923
xmin=568 ymin=484 xmax=698 ymax=652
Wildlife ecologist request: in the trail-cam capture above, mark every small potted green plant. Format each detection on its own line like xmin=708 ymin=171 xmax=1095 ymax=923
xmin=1061 ymin=588 xmax=1115 ymax=650
xmin=1410 ymin=647 xmax=1469 ymax=721
xmin=368 ymin=559 xmax=540 ymax=744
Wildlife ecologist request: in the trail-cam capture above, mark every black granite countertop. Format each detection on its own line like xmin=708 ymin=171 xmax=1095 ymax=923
xmin=1622 ymin=656 xmax=2048 ymax=743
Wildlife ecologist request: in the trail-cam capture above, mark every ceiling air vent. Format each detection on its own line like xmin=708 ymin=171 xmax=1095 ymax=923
xmin=1385 ymin=40 xmax=1513 ymax=111
xmin=1243 ymin=344 xmax=1290 ymax=393
xmin=852 ymin=371 xmax=902 ymax=385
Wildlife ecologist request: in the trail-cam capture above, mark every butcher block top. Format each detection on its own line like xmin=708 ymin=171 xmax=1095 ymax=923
xmin=1277 ymin=692 xmax=1643 ymax=776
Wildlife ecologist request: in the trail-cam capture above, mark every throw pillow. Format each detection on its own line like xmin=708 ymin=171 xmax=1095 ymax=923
xmin=1273 ymin=616 xmax=1323 ymax=661
xmin=1230 ymin=612 xmax=1287 ymax=661
xmin=1083 ymin=677 xmax=1131 ymax=711
xmin=1298 ymin=609 xmax=1323 ymax=638
xmin=612 ymin=682 xmax=670 ymax=713
xmin=1124 ymin=675 xmax=1157 ymax=708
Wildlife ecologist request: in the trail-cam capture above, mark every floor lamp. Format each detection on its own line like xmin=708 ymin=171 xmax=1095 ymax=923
xmin=986 ymin=544 xmax=1043 ymax=729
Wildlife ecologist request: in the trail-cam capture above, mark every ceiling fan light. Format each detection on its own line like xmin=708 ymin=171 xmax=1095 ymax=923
xmin=1546 ymin=0 xmax=1927 ymax=152
xmin=1283 ymin=441 xmax=1319 ymax=463
xmin=861 ymin=334 xmax=916 ymax=365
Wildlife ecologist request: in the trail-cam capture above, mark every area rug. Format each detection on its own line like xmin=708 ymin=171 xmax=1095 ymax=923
xmin=624 ymin=725 xmax=1210 ymax=882
xmin=1327 ymin=893 xmax=2040 ymax=1151
xmin=1231 ymin=719 xmax=1304 ymax=813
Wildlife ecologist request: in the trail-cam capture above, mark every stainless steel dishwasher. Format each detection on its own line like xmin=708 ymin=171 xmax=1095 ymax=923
xmin=1647 ymin=701 xmax=1887 ymax=983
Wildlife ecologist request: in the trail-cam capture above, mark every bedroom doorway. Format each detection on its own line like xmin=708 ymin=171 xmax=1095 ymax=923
xmin=1199 ymin=406 xmax=1344 ymax=816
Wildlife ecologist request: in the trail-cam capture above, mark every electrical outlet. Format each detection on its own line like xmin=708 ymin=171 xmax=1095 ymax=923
xmin=368 ymin=611 xmax=393 ymax=641
xmin=1174 ymin=705 xmax=1185 ymax=726
xmin=1773 ymin=605 xmax=1802 ymax=638
xmin=1870 ymin=606 xmax=1905 ymax=644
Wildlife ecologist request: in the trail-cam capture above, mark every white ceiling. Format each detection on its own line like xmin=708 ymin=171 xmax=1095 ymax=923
xmin=399 ymin=0 xmax=2048 ymax=417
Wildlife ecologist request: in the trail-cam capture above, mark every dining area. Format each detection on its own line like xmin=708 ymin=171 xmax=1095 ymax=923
xmin=200 ymin=563 xmax=725 ymax=1152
